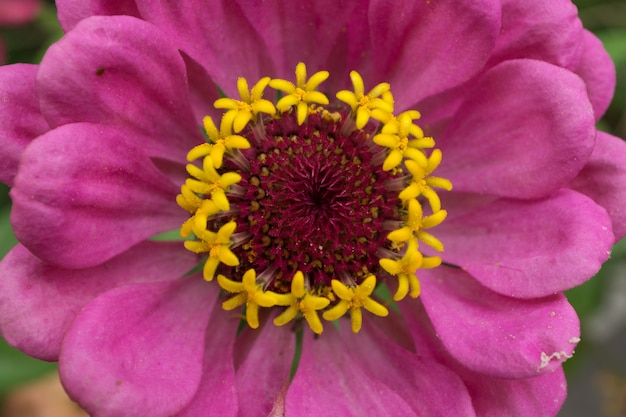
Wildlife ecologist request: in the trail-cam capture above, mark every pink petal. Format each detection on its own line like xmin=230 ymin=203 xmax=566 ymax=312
xmin=232 ymin=0 xmax=367 ymax=92
xmin=410 ymin=80 xmax=471 ymax=136
xmin=236 ymin=318 xmax=294 ymax=417
xmin=368 ymin=0 xmax=501 ymax=110
xmin=0 ymin=241 xmax=196 ymax=361
xmin=337 ymin=319 xmax=477 ymax=417
xmin=570 ymin=132 xmax=626 ymax=241
xmin=438 ymin=189 xmax=614 ymax=298
xmin=437 ymin=59 xmax=596 ymax=199
xmin=487 ymin=0 xmax=583 ymax=70
xmin=398 ymin=299 xmax=447 ymax=361
xmin=285 ymin=325 xmax=418 ymax=417
xmin=413 ymin=0 xmax=586 ymax=132
xmin=10 ymin=123 xmax=185 ymax=269
xmin=0 ymin=64 xmax=49 ymax=186
xmin=339 ymin=5 xmax=374 ymax=90
xmin=176 ymin=307 xmax=239 ymax=417
xmin=420 ymin=267 xmax=580 ymax=379
xmin=181 ymin=52 xmax=223 ymax=124
xmin=56 ymin=0 xmax=140 ymax=31
xmin=575 ymin=30 xmax=617 ymax=120
xmin=267 ymin=383 xmax=288 ymax=417
xmin=59 ymin=277 xmax=217 ymax=417
xmin=401 ymin=300 xmax=568 ymax=415
xmin=134 ymin=0 xmax=274 ymax=95
xmin=37 ymin=15 xmax=203 ymax=161
xmin=463 ymin=368 xmax=566 ymax=417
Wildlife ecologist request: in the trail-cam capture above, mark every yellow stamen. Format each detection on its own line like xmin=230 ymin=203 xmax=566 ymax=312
xmin=218 ymin=269 xmax=279 ymax=329
xmin=376 ymin=110 xmax=422 ymax=135
xmin=214 ymin=77 xmax=277 ymax=133
xmin=373 ymin=111 xmax=435 ymax=171
xmin=399 ymin=153 xmax=452 ymax=212
xmin=195 ymin=115 xmax=251 ymax=168
xmin=176 ymin=64 xmax=453 ymax=335
xmin=270 ymin=62 xmax=329 ymax=125
xmin=184 ymin=157 xmax=241 ymax=211
xmin=178 ymin=198 xmax=220 ymax=238
xmin=183 ymin=221 xmax=240 ymax=281
xmin=273 ymin=271 xmax=331 ymax=334
xmin=379 ymin=238 xmax=441 ymax=301
xmin=387 ymin=199 xmax=447 ymax=251
xmin=176 ymin=182 xmax=206 ymax=214
xmin=322 ymin=275 xmax=389 ymax=333
xmin=336 ymin=71 xmax=394 ymax=129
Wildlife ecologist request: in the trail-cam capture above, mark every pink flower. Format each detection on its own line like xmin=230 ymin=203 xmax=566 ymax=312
xmin=1 ymin=1 xmax=625 ymax=416
xmin=0 ymin=0 xmax=42 ymax=64
xmin=0 ymin=0 xmax=41 ymax=26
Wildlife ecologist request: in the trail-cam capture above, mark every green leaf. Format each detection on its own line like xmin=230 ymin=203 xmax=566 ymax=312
xmin=0 ymin=205 xmax=17 ymax=260
xmin=0 ymin=337 xmax=57 ymax=396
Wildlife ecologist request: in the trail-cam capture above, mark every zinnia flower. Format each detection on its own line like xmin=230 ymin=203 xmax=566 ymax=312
xmin=1 ymin=1 xmax=625 ymax=416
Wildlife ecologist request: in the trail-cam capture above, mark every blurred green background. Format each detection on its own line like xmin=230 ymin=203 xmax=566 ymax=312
xmin=0 ymin=0 xmax=625 ymax=416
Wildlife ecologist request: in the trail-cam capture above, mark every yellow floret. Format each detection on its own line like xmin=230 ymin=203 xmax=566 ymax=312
xmin=322 ymin=275 xmax=388 ymax=333
xmin=387 ymin=198 xmax=447 ymax=251
xmin=269 ymin=62 xmax=329 ymax=125
xmin=400 ymin=153 xmax=453 ymax=212
xmin=214 ymin=76 xmax=276 ymax=133
xmin=184 ymin=156 xmax=241 ymax=211
xmin=183 ymin=221 xmax=240 ymax=281
xmin=193 ymin=115 xmax=251 ymax=168
xmin=218 ymin=269 xmax=279 ymax=329
xmin=379 ymin=238 xmax=441 ymax=301
xmin=273 ymin=271 xmax=330 ymax=334
xmin=336 ymin=70 xmax=394 ymax=129
xmin=373 ymin=111 xmax=435 ymax=171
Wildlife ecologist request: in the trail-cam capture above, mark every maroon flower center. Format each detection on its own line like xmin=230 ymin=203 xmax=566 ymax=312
xmin=224 ymin=111 xmax=399 ymax=292
xmin=176 ymin=63 xmax=452 ymax=334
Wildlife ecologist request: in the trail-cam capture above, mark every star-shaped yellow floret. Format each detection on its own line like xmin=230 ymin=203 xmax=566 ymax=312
xmin=177 ymin=197 xmax=220 ymax=238
xmin=184 ymin=156 xmax=241 ymax=211
xmin=176 ymin=181 xmax=207 ymax=215
xmin=322 ymin=275 xmax=388 ymax=334
xmin=214 ymin=77 xmax=276 ymax=133
xmin=218 ymin=269 xmax=279 ymax=329
xmin=379 ymin=238 xmax=441 ymax=301
xmin=399 ymin=151 xmax=453 ymax=212
xmin=373 ymin=111 xmax=435 ymax=171
xmin=376 ymin=109 xmax=420 ymax=125
xmin=269 ymin=62 xmax=329 ymax=125
xmin=387 ymin=199 xmax=447 ymax=251
xmin=183 ymin=221 xmax=240 ymax=281
xmin=336 ymin=71 xmax=394 ymax=129
xmin=273 ymin=271 xmax=331 ymax=334
xmin=186 ymin=115 xmax=251 ymax=169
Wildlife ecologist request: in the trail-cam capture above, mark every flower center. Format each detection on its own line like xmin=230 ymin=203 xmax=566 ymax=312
xmin=177 ymin=63 xmax=452 ymax=334
xmin=230 ymin=111 xmax=396 ymax=292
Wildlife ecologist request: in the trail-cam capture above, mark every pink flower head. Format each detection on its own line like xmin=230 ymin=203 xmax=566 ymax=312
xmin=1 ymin=1 xmax=625 ymax=416
xmin=0 ymin=0 xmax=41 ymax=26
